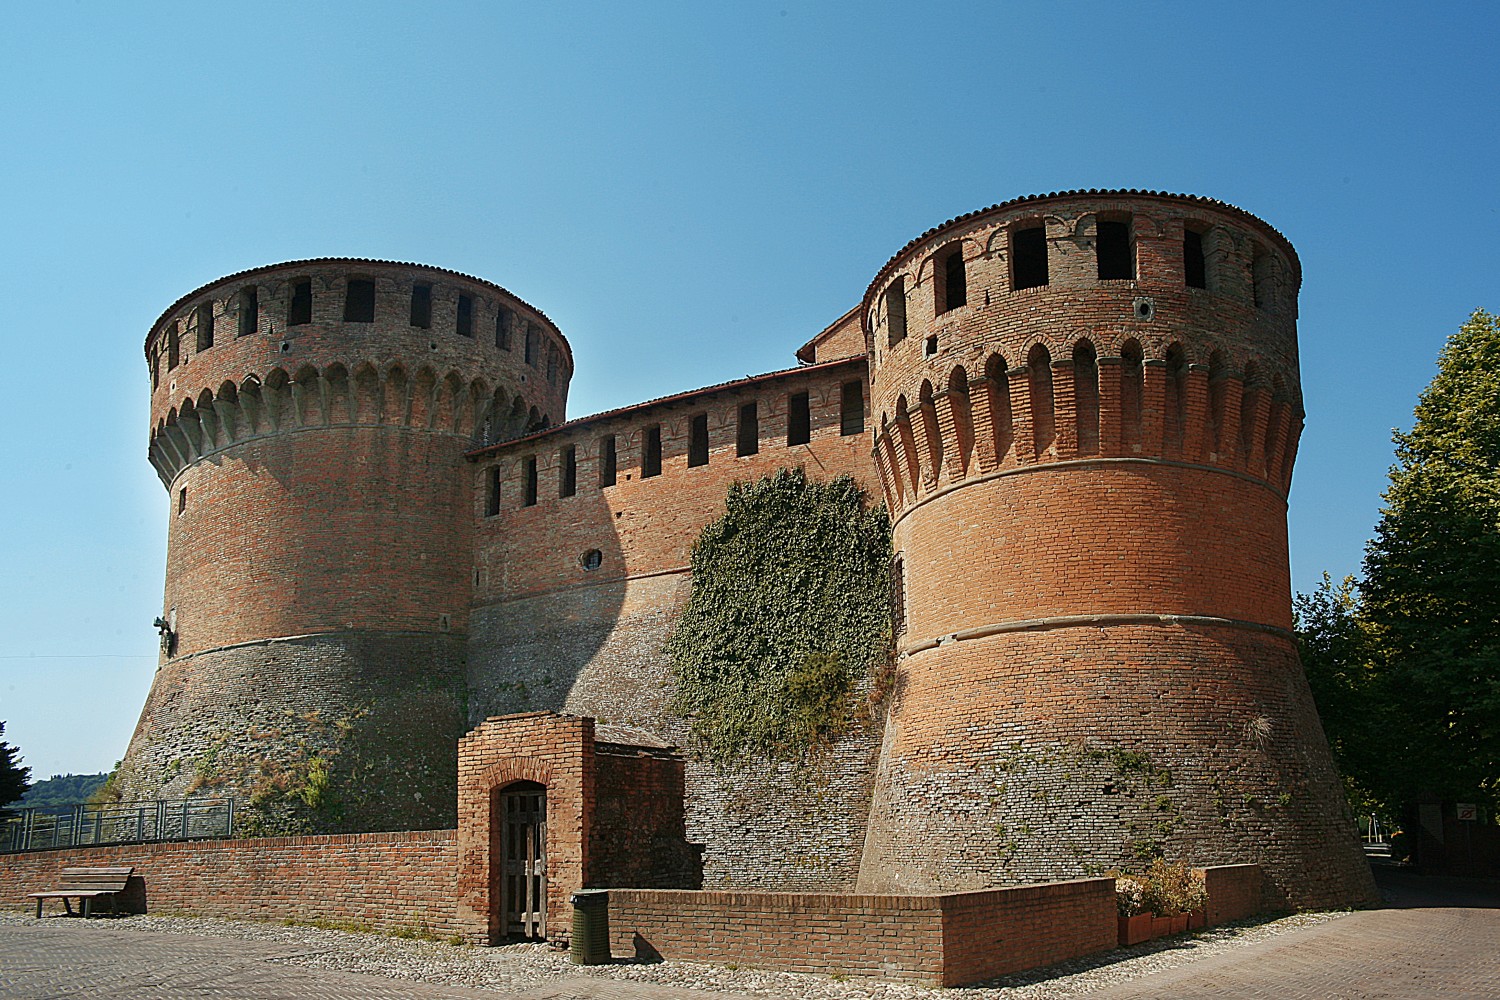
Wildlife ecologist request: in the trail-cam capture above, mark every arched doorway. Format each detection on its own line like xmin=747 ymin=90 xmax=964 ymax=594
xmin=497 ymin=780 xmax=547 ymax=938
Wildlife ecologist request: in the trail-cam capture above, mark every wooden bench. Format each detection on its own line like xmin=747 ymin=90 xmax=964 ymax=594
xmin=28 ymin=866 xmax=134 ymax=918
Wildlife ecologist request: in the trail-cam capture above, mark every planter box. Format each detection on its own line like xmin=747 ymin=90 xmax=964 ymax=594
xmin=1188 ymin=908 xmax=1205 ymax=930
xmin=1118 ymin=912 xmax=1154 ymax=946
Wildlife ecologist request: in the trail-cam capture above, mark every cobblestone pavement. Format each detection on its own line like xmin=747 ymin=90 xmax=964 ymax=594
xmin=1081 ymin=867 xmax=1500 ymax=1000
xmin=1 ymin=866 xmax=1494 ymax=999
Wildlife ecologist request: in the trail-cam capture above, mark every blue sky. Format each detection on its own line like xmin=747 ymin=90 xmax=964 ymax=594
xmin=1 ymin=2 xmax=1495 ymax=781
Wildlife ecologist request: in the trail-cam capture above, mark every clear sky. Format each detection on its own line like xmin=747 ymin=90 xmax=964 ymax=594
xmin=1 ymin=2 xmax=1494 ymax=782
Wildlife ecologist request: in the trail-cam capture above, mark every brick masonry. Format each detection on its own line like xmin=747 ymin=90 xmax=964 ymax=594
xmin=114 ymin=191 xmax=1374 ymax=918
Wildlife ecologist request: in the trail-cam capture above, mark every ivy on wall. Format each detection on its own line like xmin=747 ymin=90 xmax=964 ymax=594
xmin=666 ymin=469 xmax=892 ymax=763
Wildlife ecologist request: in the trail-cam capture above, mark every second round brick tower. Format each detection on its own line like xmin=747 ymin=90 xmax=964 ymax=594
xmin=118 ymin=259 xmax=570 ymax=833
xmin=856 ymin=191 xmax=1376 ymax=908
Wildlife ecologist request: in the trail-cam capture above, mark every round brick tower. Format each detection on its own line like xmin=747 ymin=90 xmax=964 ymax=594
xmin=856 ymin=191 xmax=1376 ymax=908
xmin=119 ymin=259 xmax=571 ymax=833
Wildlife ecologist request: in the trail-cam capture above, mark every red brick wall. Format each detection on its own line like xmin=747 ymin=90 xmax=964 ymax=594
xmin=591 ymin=750 xmax=700 ymax=889
xmin=606 ymin=878 xmax=1116 ymax=987
xmin=1201 ymin=863 xmax=1265 ymax=924
xmin=0 ymin=831 xmax=458 ymax=934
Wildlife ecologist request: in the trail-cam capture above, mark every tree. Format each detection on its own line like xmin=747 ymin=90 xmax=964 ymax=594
xmin=1359 ymin=309 xmax=1500 ymax=814
xmin=0 ymin=722 xmax=32 ymax=811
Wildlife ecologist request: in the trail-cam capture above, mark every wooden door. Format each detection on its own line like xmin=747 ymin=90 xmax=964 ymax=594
xmin=500 ymin=782 xmax=547 ymax=938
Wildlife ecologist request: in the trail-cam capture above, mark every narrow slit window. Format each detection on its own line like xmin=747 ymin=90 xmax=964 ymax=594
xmin=523 ymin=456 xmax=538 ymax=506
xmin=344 ymin=279 xmax=376 ymax=323
xmin=1096 ymin=219 xmax=1134 ymax=280
xmin=496 ymin=307 xmax=512 ymax=350
xmin=1012 ymin=226 xmax=1049 ymax=289
xmin=166 ymin=322 xmax=180 ymax=370
xmin=885 ymin=277 xmax=907 ymax=346
xmin=737 ymin=402 xmax=759 ymax=456
xmin=150 ymin=348 xmax=160 ymax=389
xmin=485 ymin=466 xmax=501 ymax=517
xmin=194 ymin=303 xmax=214 ymax=351
xmin=547 ymin=344 xmax=559 ymax=385
xmin=410 ymin=284 xmax=432 ymax=328
xmin=1184 ymin=228 xmax=1208 ymax=289
xmin=841 ymin=380 xmax=865 ymax=436
xmin=456 ymin=294 xmax=473 ymax=337
xmin=937 ymin=245 xmax=967 ymax=313
xmin=560 ymin=445 xmax=577 ymax=497
xmin=688 ymin=413 xmax=709 ymax=467
xmin=642 ymin=425 xmax=662 ymax=477
xmin=525 ymin=323 xmax=539 ymax=367
xmin=177 ymin=488 xmax=187 ymax=514
xmin=238 ymin=286 xmax=259 ymax=336
xmin=288 ymin=280 xmax=313 ymax=326
xmin=787 ymin=391 xmax=811 ymax=445
xmin=599 ymin=435 xmax=617 ymax=487
xmin=1252 ymin=247 xmax=1273 ymax=309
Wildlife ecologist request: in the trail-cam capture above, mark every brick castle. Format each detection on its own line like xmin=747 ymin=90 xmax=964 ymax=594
xmin=118 ymin=190 xmax=1376 ymax=911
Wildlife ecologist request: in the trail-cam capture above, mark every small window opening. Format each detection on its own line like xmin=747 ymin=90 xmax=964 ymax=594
xmin=523 ymin=456 xmax=538 ymax=506
xmin=410 ymin=284 xmax=432 ymax=328
xmin=1184 ymin=228 xmax=1208 ymax=289
xmin=1096 ymin=219 xmax=1134 ymax=280
xmin=560 ymin=445 xmax=577 ymax=497
xmin=642 ymin=425 xmax=662 ymax=477
xmin=288 ymin=280 xmax=312 ymax=326
xmin=166 ymin=323 xmax=180 ymax=370
xmin=456 ymin=294 xmax=473 ymax=337
xmin=787 ymin=391 xmax=811 ymax=446
xmin=937 ymin=245 xmax=967 ymax=313
xmin=194 ymin=303 xmax=214 ymax=351
xmin=238 ymin=286 xmax=259 ymax=336
xmin=599 ymin=435 xmax=617 ymax=487
xmin=1012 ymin=226 xmax=1049 ymax=289
xmin=841 ymin=380 xmax=865 ymax=436
xmin=1252 ymin=246 xmax=1273 ymax=309
xmin=177 ymin=488 xmax=187 ymax=514
xmin=581 ymin=549 xmax=603 ymax=571
xmin=688 ymin=413 xmax=709 ymax=467
xmin=485 ymin=466 xmax=501 ymax=516
xmin=547 ymin=344 xmax=559 ymax=386
xmin=496 ymin=307 xmax=512 ymax=350
xmin=924 ymin=335 xmax=938 ymax=357
xmin=885 ymin=277 xmax=908 ymax=346
xmin=891 ymin=554 xmax=906 ymax=636
xmin=737 ymin=402 xmax=759 ymax=456
xmin=149 ymin=348 xmax=160 ymax=389
xmin=344 ymin=279 xmax=376 ymax=323
xmin=525 ymin=323 xmax=539 ymax=367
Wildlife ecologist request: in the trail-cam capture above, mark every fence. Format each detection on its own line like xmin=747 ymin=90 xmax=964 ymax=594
xmin=2 ymin=798 xmax=235 ymax=853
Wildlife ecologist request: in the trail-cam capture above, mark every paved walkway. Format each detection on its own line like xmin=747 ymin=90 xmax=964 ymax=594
xmin=1083 ymin=867 xmax=1500 ymax=999
xmin=1 ymin=866 xmax=1495 ymax=998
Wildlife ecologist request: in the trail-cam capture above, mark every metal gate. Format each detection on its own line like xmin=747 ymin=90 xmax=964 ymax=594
xmin=500 ymin=781 xmax=547 ymax=938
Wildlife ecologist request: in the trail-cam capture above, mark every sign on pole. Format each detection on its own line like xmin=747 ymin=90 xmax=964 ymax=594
xmin=1456 ymin=803 xmax=1478 ymax=822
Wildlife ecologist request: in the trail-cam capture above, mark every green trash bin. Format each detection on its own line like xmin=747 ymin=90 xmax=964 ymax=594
xmin=569 ymin=890 xmax=611 ymax=965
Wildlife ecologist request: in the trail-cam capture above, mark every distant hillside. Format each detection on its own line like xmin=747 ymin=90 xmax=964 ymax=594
xmin=10 ymin=773 xmax=109 ymax=808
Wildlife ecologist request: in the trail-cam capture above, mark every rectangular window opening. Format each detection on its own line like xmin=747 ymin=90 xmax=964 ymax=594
xmin=547 ymin=344 xmax=559 ymax=386
xmin=737 ymin=402 xmax=759 ymax=456
xmin=1184 ymin=229 xmax=1208 ymax=289
xmin=940 ymin=247 xmax=967 ymax=312
xmin=885 ymin=278 xmax=907 ymax=346
xmin=599 ymin=435 xmax=617 ymax=487
xmin=1096 ymin=219 xmax=1134 ymax=280
xmin=288 ymin=280 xmax=313 ymax=326
xmin=496 ymin=307 xmax=512 ymax=350
xmin=688 ymin=413 xmax=709 ymax=467
xmin=238 ymin=286 xmax=259 ymax=336
xmin=642 ymin=425 xmax=662 ymax=478
xmin=523 ymin=456 xmax=538 ymax=507
xmin=456 ymin=294 xmax=474 ymax=337
xmin=485 ymin=467 xmax=501 ymax=517
xmin=194 ymin=303 xmax=214 ymax=351
xmin=1012 ymin=227 xmax=1049 ymax=289
xmin=344 ymin=279 xmax=376 ymax=323
xmin=410 ymin=284 xmax=432 ymax=328
xmin=560 ymin=445 xmax=577 ymax=497
xmin=787 ymin=391 xmax=811 ymax=446
xmin=841 ymin=380 xmax=865 ymax=436
xmin=525 ymin=324 xmax=538 ymax=367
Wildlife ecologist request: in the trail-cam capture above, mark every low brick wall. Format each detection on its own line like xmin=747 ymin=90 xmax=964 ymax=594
xmin=1201 ymin=863 xmax=1264 ymax=925
xmin=0 ymin=830 xmax=458 ymax=936
xmin=607 ymin=878 xmax=1117 ymax=987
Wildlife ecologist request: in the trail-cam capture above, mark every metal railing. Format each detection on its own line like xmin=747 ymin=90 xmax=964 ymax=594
xmin=2 ymin=798 xmax=235 ymax=853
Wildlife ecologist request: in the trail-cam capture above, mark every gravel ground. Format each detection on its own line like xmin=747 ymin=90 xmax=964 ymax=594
xmin=0 ymin=908 xmax=1351 ymax=997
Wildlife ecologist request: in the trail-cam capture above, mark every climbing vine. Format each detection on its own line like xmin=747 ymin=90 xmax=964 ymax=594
xmin=666 ymin=469 xmax=892 ymax=764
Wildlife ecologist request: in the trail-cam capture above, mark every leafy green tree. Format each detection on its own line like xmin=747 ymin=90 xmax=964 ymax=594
xmin=0 ymin=722 xmax=32 ymax=812
xmin=1359 ymin=309 xmax=1500 ymax=814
